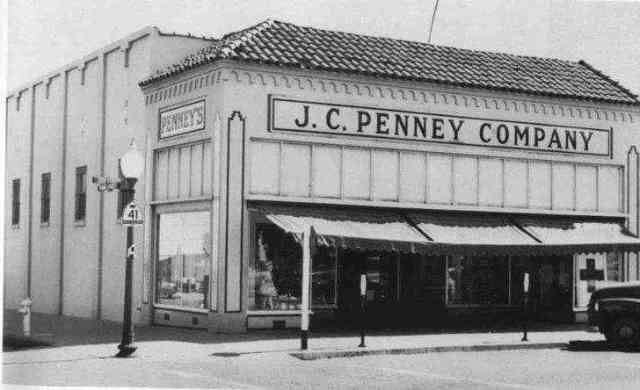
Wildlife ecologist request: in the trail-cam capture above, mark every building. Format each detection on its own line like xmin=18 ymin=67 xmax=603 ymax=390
xmin=6 ymin=19 xmax=640 ymax=332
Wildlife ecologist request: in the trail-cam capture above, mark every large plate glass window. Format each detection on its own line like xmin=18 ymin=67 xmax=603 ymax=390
xmin=155 ymin=210 xmax=211 ymax=310
xmin=446 ymin=255 xmax=509 ymax=305
xmin=248 ymin=221 xmax=338 ymax=311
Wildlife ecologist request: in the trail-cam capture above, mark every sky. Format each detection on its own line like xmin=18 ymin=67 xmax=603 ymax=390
xmin=4 ymin=0 xmax=640 ymax=94
xmin=1 ymin=1 xmax=639 ymax=241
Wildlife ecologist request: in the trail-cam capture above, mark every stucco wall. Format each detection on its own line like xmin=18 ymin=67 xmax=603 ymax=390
xmin=229 ymin=66 xmax=632 ymax=217
xmin=31 ymin=76 xmax=64 ymax=314
xmin=4 ymin=27 xmax=213 ymax=324
xmin=5 ymin=89 xmax=32 ymax=310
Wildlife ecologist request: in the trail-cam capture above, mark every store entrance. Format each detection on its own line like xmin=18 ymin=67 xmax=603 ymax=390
xmin=337 ymin=250 xmax=397 ymax=327
xmin=529 ymin=255 xmax=574 ymax=323
xmin=336 ymin=250 xmax=446 ymax=328
xmin=511 ymin=255 xmax=573 ymax=323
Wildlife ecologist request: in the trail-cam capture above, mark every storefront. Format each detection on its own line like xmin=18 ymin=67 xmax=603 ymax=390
xmin=240 ymin=205 xmax=637 ymax=328
xmin=9 ymin=19 xmax=640 ymax=333
xmin=137 ymin=20 xmax=640 ymax=332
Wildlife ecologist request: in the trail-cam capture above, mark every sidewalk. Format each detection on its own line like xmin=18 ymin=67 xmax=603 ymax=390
xmin=3 ymin=310 xmax=604 ymax=362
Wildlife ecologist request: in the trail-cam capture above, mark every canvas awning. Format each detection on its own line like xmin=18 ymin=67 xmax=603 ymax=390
xmin=254 ymin=205 xmax=430 ymax=254
xmin=255 ymin=204 xmax=640 ymax=256
xmin=514 ymin=217 xmax=640 ymax=254
xmin=406 ymin=212 xmax=540 ymax=255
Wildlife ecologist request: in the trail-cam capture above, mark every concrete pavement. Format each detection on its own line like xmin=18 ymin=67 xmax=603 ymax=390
xmin=3 ymin=310 xmax=604 ymax=362
xmin=6 ymin=310 xmax=633 ymax=389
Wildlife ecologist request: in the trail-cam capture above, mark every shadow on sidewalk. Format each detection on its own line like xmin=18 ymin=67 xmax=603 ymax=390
xmin=3 ymin=309 xmax=589 ymax=351
xmin=565 ymin=340 xmax=640 ymax=353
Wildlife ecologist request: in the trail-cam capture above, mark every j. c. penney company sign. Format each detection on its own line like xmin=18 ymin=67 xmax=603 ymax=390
xmin=268 ymin=97 xmax=611 ymax=157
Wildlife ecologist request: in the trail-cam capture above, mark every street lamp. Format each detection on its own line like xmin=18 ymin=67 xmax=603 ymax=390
xmin=116 ymin=140 xmax=144 ymax=358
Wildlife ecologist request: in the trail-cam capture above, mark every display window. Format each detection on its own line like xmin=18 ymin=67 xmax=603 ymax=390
xmin=248 ymin=222 xmax=338 ymax=312
xmin=364 ymin=253 xmax=398 ymax=303
xmin=446 ymin=255 xmax=510 ymax=305
xmin=155 ymin=209 xmax=211 ymax=310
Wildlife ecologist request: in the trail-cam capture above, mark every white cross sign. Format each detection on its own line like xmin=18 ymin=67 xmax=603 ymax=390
xmin=121 ymin=202 xmax=144 ymax=225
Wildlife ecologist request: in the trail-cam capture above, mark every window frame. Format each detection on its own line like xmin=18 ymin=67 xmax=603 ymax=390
xmin=40 ymin=172 xmax=51 ymax=224
xmin=152 ymin=201 xmax=213 ymax=313
xmin=74 ymin=166 xmax=87 ymax=222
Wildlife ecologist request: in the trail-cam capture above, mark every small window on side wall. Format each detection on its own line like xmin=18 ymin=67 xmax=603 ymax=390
xmin=11 ymin=178 xmax=20 ymax=226
xmin=41 ymin=173 xmax=51 ymax=224
xmin=75 ymin=166 xmax=87 ymax=222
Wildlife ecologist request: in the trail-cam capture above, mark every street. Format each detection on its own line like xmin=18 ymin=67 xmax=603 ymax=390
xmin=4 ymin=344 xmax=640 ymax=389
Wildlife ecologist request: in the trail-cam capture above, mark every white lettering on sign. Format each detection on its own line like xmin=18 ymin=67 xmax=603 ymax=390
xmin=121 ymin=201 xmax=144 ymax=225
xmin=159 ymin=100 xmax=205 ymax=139
xmin=269 ymin=97 xmax=611 ymax=157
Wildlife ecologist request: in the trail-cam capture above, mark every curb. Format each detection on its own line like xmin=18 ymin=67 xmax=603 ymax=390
xmin=290 ymin=342 xmax=567 ymax=360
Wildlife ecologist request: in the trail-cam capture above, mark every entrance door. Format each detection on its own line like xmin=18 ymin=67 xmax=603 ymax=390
xmin=337 ymin=250 xmax=399 ymax=328
xmin=528 ymin=255 xmax=573 ymax=323
xmin=400 ymin=254 xmax=446 ymax=326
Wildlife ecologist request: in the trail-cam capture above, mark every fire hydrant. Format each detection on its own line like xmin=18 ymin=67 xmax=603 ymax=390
xmin=17 ymin=298 xmax=32 ymax=337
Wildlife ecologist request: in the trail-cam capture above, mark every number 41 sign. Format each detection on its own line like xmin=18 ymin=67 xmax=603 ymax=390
xmin=121 ymin=201 xmax=144 ymax=226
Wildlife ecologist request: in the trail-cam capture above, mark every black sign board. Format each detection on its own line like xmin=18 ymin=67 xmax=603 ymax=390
xmin=579 ymin=258 xmax=604 ymax=281
xmin=580 ymin=258 xmax=604 ymax=293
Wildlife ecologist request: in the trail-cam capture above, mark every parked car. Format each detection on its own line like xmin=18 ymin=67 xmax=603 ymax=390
xmin=587 ymin=283 xmax=640 ymax=345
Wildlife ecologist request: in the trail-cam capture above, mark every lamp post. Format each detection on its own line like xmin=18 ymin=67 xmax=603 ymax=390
xmin=116 ymin=141 xmax=144 ymax=358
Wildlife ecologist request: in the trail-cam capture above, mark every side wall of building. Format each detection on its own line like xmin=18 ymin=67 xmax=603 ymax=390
xmin=4 ymin=28 xmax=213 ymax=324
xmin=5 ymin=89 xmax=33 ymax=310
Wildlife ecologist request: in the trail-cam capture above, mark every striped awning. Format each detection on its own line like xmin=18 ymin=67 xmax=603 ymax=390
xmin=407 ymin=212 xmax=539 ymax=255
xmin=254 ymin=204 xmax=430 ymax=254
xmin=514 ymin=217 xmax=640 ymax=254
xmin=255 ymin=204 xmax=640 ymax=255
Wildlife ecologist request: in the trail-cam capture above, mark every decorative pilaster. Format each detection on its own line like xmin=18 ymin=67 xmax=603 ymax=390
xmin=223 ymin=111 xmax=246 ymax=312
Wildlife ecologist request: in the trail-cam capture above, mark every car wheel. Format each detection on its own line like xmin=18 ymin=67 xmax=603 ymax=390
xmin=610 ymin=317 xmax=640 ymax=345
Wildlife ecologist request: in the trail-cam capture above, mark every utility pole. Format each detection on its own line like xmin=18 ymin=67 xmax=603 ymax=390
xmin=427 ymin=0 xmax=441 ymax=44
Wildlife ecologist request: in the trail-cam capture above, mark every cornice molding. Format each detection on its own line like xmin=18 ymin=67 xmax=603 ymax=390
xmin=143 ymin=65 xmax=636 ymax=124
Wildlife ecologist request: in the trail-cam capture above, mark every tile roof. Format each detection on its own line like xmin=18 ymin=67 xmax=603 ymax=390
xmin=140 ymin=19 xmax=639 ymax=105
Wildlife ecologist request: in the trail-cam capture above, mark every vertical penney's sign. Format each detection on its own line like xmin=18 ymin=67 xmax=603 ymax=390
xmin=159 ymin=100 xmax=205 ymax=139
xmin=268 ymin=97 xmax=611 ymax=157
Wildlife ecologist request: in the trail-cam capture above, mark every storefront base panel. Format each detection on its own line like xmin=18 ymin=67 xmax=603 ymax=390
xmin=247 ymin=315 xmax=301 ymax=329
xmin=153 ymin=308 xmax=208 ymax=329
xmin=574 ymin=311 xmax=588 ymax=323
xmin=208 ymin=312 xmax=247 ymax=333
